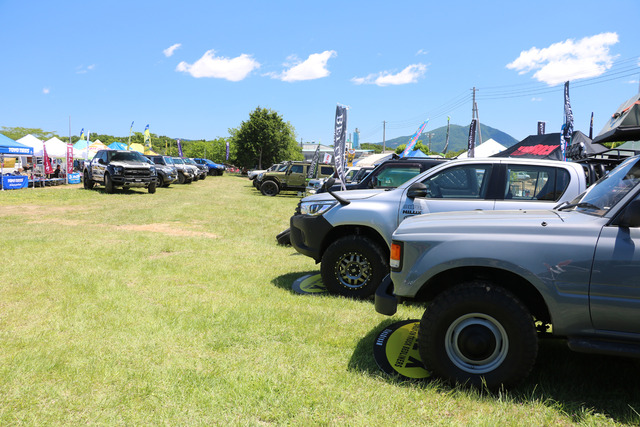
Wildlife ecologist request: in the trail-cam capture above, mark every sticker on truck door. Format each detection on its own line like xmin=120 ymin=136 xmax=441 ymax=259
xmin=400 ymin=199 xmax=428 ymax=221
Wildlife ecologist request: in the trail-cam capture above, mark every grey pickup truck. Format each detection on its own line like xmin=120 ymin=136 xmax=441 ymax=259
xmin=376 ymin=154 xmax=640 ymax=389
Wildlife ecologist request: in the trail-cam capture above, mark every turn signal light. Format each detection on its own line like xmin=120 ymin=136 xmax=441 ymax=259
xmin=390 ymin=242 xmax=402 ymax=270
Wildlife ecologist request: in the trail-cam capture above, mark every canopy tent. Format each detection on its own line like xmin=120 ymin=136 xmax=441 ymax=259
xmin=17 ymin=134 xmax=44 ymax=156
xmin=129 ymin=143 xmax=145 ymax=153
xmin=404 ymin=149 xmax=428 ymax=158
xmin=44 ymin=137 xmax=69 ymax=158
xmin=593 ymin=92 xmax=640 ymax=144
xmin=564 ymin=130 xmax=608 ymax=159
xmin=457 ymin=138 xmax=506 ymax=159
xmin=353 ymin=152 xmax=396 ymax=166
xmin=108 ymin=141 xmax=128 ymax=150
xmin=492 ymin=132 xmax=597 ymax=160
xmin=73 ymin=140 xmax=88 ymax=150
xmin=0 ymin=134 xmax=33 ymax=156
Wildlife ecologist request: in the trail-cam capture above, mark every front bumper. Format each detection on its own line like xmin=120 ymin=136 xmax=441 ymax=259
xmin=289 ymin=213 xmax=333 ymax=261
xmin=375 ymin=274 xmax=398 ymax=316
xmin=112 ymin=176 xmax=156 ymax=187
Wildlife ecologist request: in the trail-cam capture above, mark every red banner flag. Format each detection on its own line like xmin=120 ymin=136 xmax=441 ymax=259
xmin=43 ymin=142 xmax=53 ymax=175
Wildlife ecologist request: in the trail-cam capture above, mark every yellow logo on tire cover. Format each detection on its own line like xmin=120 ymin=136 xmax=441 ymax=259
xmin=373 ymin=320 xmax=430 ymax=380
xmin=292 ymin=274 xmax=327 ymax=295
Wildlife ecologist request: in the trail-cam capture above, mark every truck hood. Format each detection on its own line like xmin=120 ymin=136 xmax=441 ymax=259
xmin=110 ymin=160 xmax=152 ymax=168
xmin=394 ymin=208 xmax=603 ymax=237
xmin=301 ymin=188 xmax=387 ymax=203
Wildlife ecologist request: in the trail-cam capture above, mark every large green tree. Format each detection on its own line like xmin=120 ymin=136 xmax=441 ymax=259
xmin=231 ymin=107 xmax=301 ymax=170
xmin=1 ymin=127 xmax=57 ymax=141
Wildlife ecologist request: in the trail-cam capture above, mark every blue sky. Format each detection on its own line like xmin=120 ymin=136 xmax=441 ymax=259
xmin=1 ymin=0 xmax=639 ymax=146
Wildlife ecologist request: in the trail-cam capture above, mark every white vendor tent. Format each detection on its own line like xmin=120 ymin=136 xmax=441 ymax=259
xmin=17 ymin=134 xmax=44 ymax=156
xmin=457 ymin=138 xmax=506 ymax=159
xmin=44 ymin=137 xmax=69 ymax=158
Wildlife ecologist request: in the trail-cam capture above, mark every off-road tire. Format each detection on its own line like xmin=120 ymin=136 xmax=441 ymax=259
xmin=419 ymin=281 xmax=538 ymax=390
xmin=261 ymin=180 xmax=280 ymax=196
xmin=104 ymin=173 xmax=114 ymax=194
xmin=178 ymin=172 xmax=186 ymax=184
xmin=148 ymin=181 xmax=157 ymax=194
xmin=157 ymin=175 xmax=165 ymax=187
xmin=320 ymin=235 xmax=388 ymax=299
xmin=83 ymin=170 xmax=94 ymax=190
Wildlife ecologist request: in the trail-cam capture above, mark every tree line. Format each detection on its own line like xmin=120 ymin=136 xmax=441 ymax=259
xmin=1 ymin=107 xmax=304 ymax=170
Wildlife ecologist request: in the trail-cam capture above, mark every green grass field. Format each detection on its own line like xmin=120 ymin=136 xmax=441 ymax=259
xmin=1 ymin=176 xmax=639 ymax=425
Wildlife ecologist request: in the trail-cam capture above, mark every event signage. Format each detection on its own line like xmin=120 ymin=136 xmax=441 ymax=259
xmin=373 ymin=319 xmax=430 ymax=380
xmin=66 ymin=143 xmax=73 ymax=177
xmin=68 ymin=172 xmax=81 ymax=184
xmin=177 ymin=139 xmax=183 ymax=157
xmin=467 ymin=118 xmax=477 ymax=158
xmin=43 ymin=142 xmax=53 ymax=175
xmin=2 ymin=175 xmax=28 ymax=190
xmin=291 ymin=273 xmax=328 ymax=295
xmin=333 ymin=105 xmax=348 ymax=191
xmin=538 ymin=121 xmax=546 ymax=135
xmin=400 ymin=120 xmax=429 ymax=158
xmin=560 ymin=81 xmax=574 ymax=161
xmin=307 ymin=145 xmax=320 ymax=179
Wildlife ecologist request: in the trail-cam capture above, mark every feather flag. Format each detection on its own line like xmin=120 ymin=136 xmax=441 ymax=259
xmin=144 ymin=124 xmax=151 ymax=149
xmin=400 ymin=120 xmax=429 ymax=158
xmin=560 ymin=81 xmax=574 ymax=161
xmin=79 ymin=128 xmax=85 ymax=140
xmin=332 ymin=105 xmax=348 ymax=191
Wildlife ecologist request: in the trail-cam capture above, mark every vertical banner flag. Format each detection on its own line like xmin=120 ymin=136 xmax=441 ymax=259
xmin=400 ymin=120 xmax=429 ymax=158
xmin=66 ymin=142 xmax=73 ymax=177
xmin=307 ymin=145 xmax=320 ymax=180
xmin=128 ymin=121 xmax=134 ymax=150
xmin=43 ymin=142 xmax=53 ymax=175
xmin=79 ymin=128 xmax=85 ymax=140
xmin=467 ymin=118 xmax=478 ymax=158
xmin=144 ymin=124 xmax=151 ymax=150
xmin=333 ymin=105 xmax=348 ymax=191
xmin=443 ymin=116 xmax=450 ymax=154
xmin=537 ymin=121 xmax=546 ymax=135
xmin=86 ymin=131 xmax=91 ymax=160
xmin=560 ymin=81 xmax=574 ymax=161
xmin=225 ymin=140 xmax=230 ymax=161
xmin=177 ymin=139 xmax=183 ymax=157
xmin=589 ymin=112 xmax=594 ymax=139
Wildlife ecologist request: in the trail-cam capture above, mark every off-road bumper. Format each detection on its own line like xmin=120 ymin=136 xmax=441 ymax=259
xmin=289 ymin=214 xmax=333 ymax=262
xmin=375 ymin=274 xmax=398 ymax=316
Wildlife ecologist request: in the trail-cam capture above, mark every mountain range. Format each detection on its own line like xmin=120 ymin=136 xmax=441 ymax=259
xmin=368 ymin=123 xmax=519 ymax=153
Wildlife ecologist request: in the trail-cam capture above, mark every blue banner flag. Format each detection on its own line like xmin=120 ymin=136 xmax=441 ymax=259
xmin=79 ymin=128 xmax=85 ymax=140
xmin=400 ymin=120 xmax=429 ymax=158
xmin=177 ymin=139 xmax=183 ymax=157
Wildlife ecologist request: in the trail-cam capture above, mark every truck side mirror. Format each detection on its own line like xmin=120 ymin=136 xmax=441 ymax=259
xmin=407 ymin=182 xmax=428 ymax=198
xmin=616 ymin=200 xmax=640 ymax=228
xmin=322 ymin=177 xmax=335 ymax=191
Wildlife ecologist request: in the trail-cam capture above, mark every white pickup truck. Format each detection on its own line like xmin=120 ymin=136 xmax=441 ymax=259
xmin=290 ymin=158 xmax=593 ymax=298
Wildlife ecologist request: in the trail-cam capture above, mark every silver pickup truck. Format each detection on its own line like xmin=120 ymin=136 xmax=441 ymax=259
xmin=376 ymin=154 xmax=640 ymax=389
xmin=291 ymin=158 xmax=589 ymax=298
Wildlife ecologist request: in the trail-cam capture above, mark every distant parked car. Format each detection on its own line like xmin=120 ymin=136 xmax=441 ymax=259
xmin=193 ymin=158 xmax=225 ymax=176
xmin=186 ymin=158 xmax=207 ymax=180
xmin=145 ymin=155 xmax=178 ymax=187
xmin=170 ymin=157 xmax=195 ymax=184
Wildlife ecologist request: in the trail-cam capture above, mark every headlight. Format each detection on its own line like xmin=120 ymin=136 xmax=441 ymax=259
xmin=257 ymin=173 xmax=264 ymax=180
xmin=149 ymin=166 xmax=156 ymax=174
xmin=113 ymin=166 xmax=124 ymax=175
xmin=300 ymin=201 xmax=337 ymax=216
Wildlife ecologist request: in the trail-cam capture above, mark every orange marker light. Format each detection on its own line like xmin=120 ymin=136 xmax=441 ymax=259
xmin=390 ymin=243 xmax=402 ymax=269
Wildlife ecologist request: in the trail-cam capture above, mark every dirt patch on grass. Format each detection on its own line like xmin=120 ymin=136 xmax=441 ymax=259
xmin=115 ymin=223 xmax=219 ymax=239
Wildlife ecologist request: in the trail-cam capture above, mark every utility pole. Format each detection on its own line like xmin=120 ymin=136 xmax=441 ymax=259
xmin=425 ymin=132 xmax=435 ymax=152
xmin=472 ymin=87 xmax=483 ymax=145
xmin=382 ymin=120 xmax=386 ymax=153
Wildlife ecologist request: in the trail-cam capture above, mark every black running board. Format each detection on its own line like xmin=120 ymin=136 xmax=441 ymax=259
xmin=567 ymin=337 xmax=640 ymax=358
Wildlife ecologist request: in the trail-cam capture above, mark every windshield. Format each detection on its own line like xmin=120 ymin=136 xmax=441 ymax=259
xmin=563 ymin=156 xmax=640 ymax=216
xmin=185 ymin=158 xmax=196 ymax=165
xmin=172 ymin=157 xmax=185 ymax=165
xmin=163 ymin=156 xmax=174 ymax=165
xmin=109 ymin=151 xmax=146 ymax=162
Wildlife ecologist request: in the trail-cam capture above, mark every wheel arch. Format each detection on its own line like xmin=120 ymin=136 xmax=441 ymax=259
xmin=415 ymin=267 xmax=551 ymax=324
xmin=320 ymin=224 xmax=390 ymax=261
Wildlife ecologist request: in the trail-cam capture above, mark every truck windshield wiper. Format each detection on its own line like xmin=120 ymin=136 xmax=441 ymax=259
xmin=556 ymin=202 xmax=601 ymax=211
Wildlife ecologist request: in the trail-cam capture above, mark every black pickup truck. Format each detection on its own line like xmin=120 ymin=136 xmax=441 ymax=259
xmin=83 ymin=149 xmax=157 ymax=194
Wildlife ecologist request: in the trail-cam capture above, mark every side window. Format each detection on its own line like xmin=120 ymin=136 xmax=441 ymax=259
xmin=290 ymin=165 xmax=304 ymax=174
xmin=374 ymin=166 xmax=421 ymax=188
xmin=320 ymin=166 xmax=334 ymax=176
xmin=505 ymin=165 xmax=570 ymax=201
xmin=421 ymin=164 xmax=492 ymax=199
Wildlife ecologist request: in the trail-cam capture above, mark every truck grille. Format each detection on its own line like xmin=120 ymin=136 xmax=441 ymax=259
xmin=124 ymin=168 xmax=152 ymax=178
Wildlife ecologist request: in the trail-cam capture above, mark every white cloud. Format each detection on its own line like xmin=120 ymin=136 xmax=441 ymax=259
xmin=163 ymin=43 xmax=182 ymax=57
xmin=176 ymin=50 xmax=260 ymax=81
xmin=76 ymin=64 xmax=96 ymax=74
xmin=531 ymin=97 xmax=542 ymax=102
xmin=270 ymin=50 xmax=337 ymax=82
xmin=42 ymin=88 xmax=50 ymax=94
xmin=506 ymin=32 xmax=619 ymax=86
xmin=351 ymin=63 xmax=427 ymax=86
xmin=416 ymin=49 xmax=428 ymax=56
